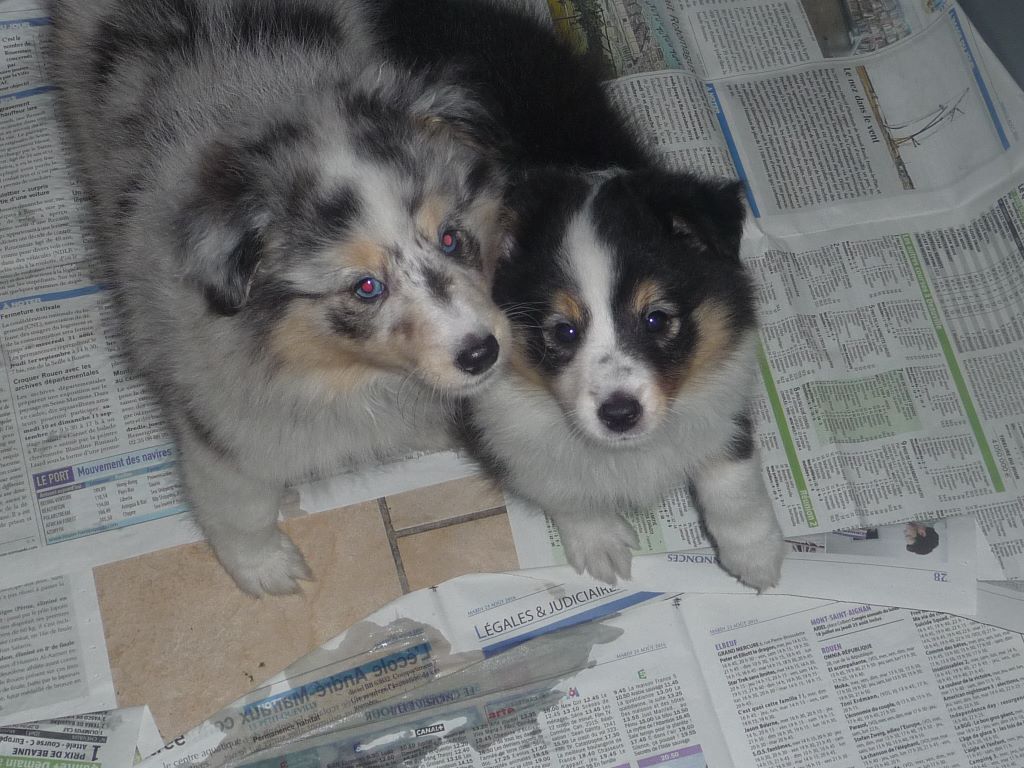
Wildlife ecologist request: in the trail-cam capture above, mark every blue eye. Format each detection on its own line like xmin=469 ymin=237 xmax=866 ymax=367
xmin=354 ymin=276 xmax=385 ymax=300
xmin=554 ymin=322 xmax=579 ymax=344
xmin=645 ymin=310 xmax=669 ymax=333
xmin=439 ymin=228 xmax=462 ymax=255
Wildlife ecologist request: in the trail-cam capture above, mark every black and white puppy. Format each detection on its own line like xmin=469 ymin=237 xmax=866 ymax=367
xmin=470 ymin=167 xmax=785 ymax=588
xmin=374 ymin=0 xmax=787 ymax=588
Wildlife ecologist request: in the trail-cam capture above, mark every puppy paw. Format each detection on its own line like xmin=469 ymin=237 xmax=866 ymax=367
xmin=215 ymin=530 xmax=313 ymax=597
xmin=715 ymin=521 xmax=786 ymax=593
xmin=559 ymin=514 xmax=639 ymax=585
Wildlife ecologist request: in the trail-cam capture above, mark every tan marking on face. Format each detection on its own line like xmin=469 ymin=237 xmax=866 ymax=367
xmin=391 ymin=304 xmax=437 ymax=369
xmin=415 ymin=194 xmax=448 ymax=240
xmin=661 ymin=300 xmax=737 ymax=398
xmin=464 ymin=194 xmax=509 ymax=277
xmin=390 ymin=316 xmax=416 ymax=341
xmin=269 ymin=302 xmax=378 ymax=392
xmin=551 ymin=291 xmax=585 ymax=328
xmin=336 ymin=238 xmax=388 ymax=276
xmin=630 ymin=279 xmax=663 ymax=316
xmin=269 ymin=298 xmax=499 ymax=393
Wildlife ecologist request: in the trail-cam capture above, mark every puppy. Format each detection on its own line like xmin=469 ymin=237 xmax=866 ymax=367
xmin=373 ymin=0 xmax=787 ymax=589
xmin=465 ymin=168 xmax=786 ymax=589
xmin=50 ymin=0 xmax=509 ymax=595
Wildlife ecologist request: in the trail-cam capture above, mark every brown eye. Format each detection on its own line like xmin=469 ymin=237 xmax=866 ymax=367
xmin=645 ymin=310 xmax=669 ymax=333
xmin=554 ymin=322 xmax=579 ymax=344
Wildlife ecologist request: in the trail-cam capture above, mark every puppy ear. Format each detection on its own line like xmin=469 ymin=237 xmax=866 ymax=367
xmin=407 ymin=71 xmax=501 ymax=154
xmin=347 ymin=63 xmax=501 ymax=155
xmin=499 ymin=166 xmax=589 ymax=264
xmin=176 ymin=144 xmax=268 ymax=315
xmin=638 ymin=172 xmax=747 ymax=259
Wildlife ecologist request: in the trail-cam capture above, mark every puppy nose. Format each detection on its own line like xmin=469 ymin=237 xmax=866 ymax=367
xmin=598 ymin=393 xmax=642 ymax=432
xmin=455 ymin=334 xmax=499 ymax=375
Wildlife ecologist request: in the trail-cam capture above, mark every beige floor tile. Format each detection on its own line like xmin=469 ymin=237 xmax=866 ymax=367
xmin=398 ymin=512 xmax=518 ymax=592
xmin=94 ymin=500 xmax=400 ymax=741
xmin=387 ymin=474 xmax=505 ymax=531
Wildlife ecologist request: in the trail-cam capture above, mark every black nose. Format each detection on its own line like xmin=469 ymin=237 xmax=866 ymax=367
xmin=598 ymin=393 xmax=642 ymax=432
xmin=455 ymin=334 xmax=499 ymax=375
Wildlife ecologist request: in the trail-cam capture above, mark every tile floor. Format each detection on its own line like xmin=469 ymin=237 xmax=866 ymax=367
xmin=93 ymin=474 xmax=519 ymax=741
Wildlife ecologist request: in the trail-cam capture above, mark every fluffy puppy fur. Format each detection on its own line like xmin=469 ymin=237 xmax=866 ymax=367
xmin=470 ymin=168 xmax=785 ymax=588
xmin=374 ymin=0 xmax=787 ymax=588
xmin=50 ymin=0 xmax=510 ymax=595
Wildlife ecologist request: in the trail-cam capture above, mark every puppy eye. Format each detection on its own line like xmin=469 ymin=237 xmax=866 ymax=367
xmin=645 ymin=310 xmax=669 ymax=333
xmin=354 ymin=276 xmax=386 ymax=300
xmin=439 ymin=227 xmax=462 ymax=256
xmin=554 ymin=322 xmax=579 ymax=344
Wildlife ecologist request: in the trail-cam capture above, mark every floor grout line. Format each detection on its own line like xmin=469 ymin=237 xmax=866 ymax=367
xmin=377 ymin=497 xmax=409 ymax=593
xmin=392 ymin=505 xmax=508 ymax=538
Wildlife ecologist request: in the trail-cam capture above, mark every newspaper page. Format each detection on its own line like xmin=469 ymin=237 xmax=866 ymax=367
xmin=0 ymin=573 xmax=113 ymax=727
xmin=640 ymin=516 xmax=979 ymax=613
xmin=589 ymin=1 xmax=1024 ymax=219
xmin=2 ymin=6 xmax=234 ymax=723
xmin=709 ymin=7 xmax=1019 ymax=222
xmin=0 ymin=4 xmax=204 ymax=584
xmin=0 ymin=706 xmax=161 ymax=768
xmin=684 ymin=592 xmax=1024 ymax=767
xmin=130 ymin=573 xmax=1024 ymax=768
xmin=752 ymin=172 xmax=1024 ymax=568
xmin=978 ymin=579 xmax=1024 ymax=633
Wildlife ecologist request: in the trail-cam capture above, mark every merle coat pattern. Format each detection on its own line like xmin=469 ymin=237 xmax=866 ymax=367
xmin=51 ymin=0 xmax=510 ymax=595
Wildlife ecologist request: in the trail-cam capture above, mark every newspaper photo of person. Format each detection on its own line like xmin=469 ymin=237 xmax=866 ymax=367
xmin=820 ymin=519 xmax=949 ymax=561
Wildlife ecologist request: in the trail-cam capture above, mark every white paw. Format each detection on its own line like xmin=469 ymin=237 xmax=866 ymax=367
xmin=714 ymin=518 xmax=786 ymax=592
xmin=214 ymin=529 xmax=313 ymax=597
xmin=558 ymin=514 xmax=639 ymax=585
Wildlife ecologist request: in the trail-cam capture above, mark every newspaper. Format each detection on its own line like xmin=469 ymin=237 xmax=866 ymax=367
xmin=0 ymin=574 xmax=113 ymax=727
xmin=126 ymin=572 xmax=1024 ymax=768
xmin=0 ymin=705 xmax=163 ymax=768
xmin=1 ymin=3 xmax=198 ymax=585
xmin=506 ymin=0 xmax=1024 ymax=584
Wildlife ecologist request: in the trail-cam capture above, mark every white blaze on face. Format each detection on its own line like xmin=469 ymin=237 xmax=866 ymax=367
xmin=554 ymin=213 xmax=661 ymax=444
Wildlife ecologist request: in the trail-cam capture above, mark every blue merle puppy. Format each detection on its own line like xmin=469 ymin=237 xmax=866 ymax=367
xmin=50 ymin=0 xmax=510 ymax=595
